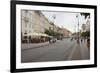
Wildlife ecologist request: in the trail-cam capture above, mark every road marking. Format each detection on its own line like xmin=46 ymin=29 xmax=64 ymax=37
xmin=68 ymin=43 xmax=77 ymax=60
xmin=80 ymin=43 xmax=85 ymax=59
xmin=80 ymin=43 xmax=89 ymax=59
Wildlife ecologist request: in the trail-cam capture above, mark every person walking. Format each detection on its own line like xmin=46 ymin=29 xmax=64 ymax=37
xmin=49 ymin=37 xmax=51 ymax=43
xmin=81 ymin=38 xmax=83 ymax=44
xmin=87 ymin=38 xmax=90 ymax=50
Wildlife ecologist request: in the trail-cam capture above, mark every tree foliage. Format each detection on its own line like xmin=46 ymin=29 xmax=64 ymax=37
xmin=81 ymin=31 xmax=90 ymax=37
xmin=44 ymin=29 xmax=63 ymax=37
xmin=80 ymin=13 xmax=90 ymax=19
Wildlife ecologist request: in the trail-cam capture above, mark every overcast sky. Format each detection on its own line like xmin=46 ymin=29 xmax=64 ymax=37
xmin=41 ymin=11 xmax=86 ymax=33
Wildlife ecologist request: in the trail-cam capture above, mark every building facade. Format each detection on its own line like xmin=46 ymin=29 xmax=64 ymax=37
xmin=61 ymin=28 xmax=72 ymax=38
xmin=57 ymin=27 xmax=72 ymax=38
xmin=21 ymin=10 xmax=55 ymax=43
xmin=81 ymin=18 xmax=90 ymax=32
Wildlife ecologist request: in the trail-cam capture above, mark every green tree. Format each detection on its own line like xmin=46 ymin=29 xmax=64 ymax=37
xmin=44 ymin=29 xmax=63 ymax=38
xmin=81 ymin=31 xmax=90 ymax=37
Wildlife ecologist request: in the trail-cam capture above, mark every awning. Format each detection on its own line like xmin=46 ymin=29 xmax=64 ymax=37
xmin=26 ymin=32 xmax=41 ymax=36
xmin=41 ymin=34 xmax=49 ymax=37
xmin=24 ymin=32 xmax=49 ymax=37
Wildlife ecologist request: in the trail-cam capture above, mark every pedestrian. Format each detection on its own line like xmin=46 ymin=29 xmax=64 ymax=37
xmin=49 ymin=37 xmax=51 ymax=43
xmin=87 ymin=38 xmax=90 ymax=50
xmin=81 ymin=39 xmax=83 ymax=43
xmin=70 ymin=37 xmax=73 ymax=41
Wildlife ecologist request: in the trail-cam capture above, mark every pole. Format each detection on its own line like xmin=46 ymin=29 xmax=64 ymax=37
xmin=53 ymin=15 xmax=56 ymax=43
xmin=76 ymin=14 xmax=79 ymax=44
xmin=25 ymin=10 xmax=29 ymax=48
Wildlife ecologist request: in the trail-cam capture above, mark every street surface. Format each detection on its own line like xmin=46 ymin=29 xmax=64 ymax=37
xmin=21 ymin=38 xmax=90 ymax=63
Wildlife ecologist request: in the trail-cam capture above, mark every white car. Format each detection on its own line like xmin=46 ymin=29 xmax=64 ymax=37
xmin=49 ymin=38 xmax=57 ymax=43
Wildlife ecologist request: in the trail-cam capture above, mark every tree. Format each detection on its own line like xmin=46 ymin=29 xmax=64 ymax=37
xmin=44 ymin=29 xmax=63 ymax=38
xmin=80 ymin=13 xmax=90 ymax=19
xmin=80 ymin=13 xmax=90 ymax=38
xmin=81 ymin=31 xmax=90 ymax=37
xmin=44 ymin=29 xmax=55 ymax=36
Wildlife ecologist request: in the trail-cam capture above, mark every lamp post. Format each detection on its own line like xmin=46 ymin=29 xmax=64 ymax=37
xmin=76 ymin=14 xmax=79 ymax=44
xmin=24 ymin=10 xmax=29 ymax=48
xmin=53 ymin=14 xmax=56 ymax=43
xmin=74 ymin=25 xmax=76 ymax=39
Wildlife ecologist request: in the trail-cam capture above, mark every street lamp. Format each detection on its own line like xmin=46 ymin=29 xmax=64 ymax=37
xmin=24 ymin=10 xmax=29 ymax=48
xmin=76 ymin=14 xmax=80 ymax=44
xmin=74 ymin=25 xmax=76 ymax=39
xmin=53 ymin=14 xmax=56 ymax=43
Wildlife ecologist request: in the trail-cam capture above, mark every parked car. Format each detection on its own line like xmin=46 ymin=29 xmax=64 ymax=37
xmin=49 ymin=37 xmax=57 ymax=43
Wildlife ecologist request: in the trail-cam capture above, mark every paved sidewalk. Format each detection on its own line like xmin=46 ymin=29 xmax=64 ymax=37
xmin=80 ymin=43 xmax=90 ymax=59
xmin=68 ymin=42 xmax=90 ymax=60
xmin=21 ymin=42 xmax=50 ymax=50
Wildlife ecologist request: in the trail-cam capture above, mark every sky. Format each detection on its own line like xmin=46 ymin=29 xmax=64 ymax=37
xmin=41 ymin=11 xmax=86 ymax=33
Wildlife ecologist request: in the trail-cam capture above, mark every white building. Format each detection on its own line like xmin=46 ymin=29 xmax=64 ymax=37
xmin=21 ymin=10 xmax=35 ymax=40
xmin=81 ymin=18 xmax=90 ymax=32
xmin=21 ymin=10 xmax=55 ymax=42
